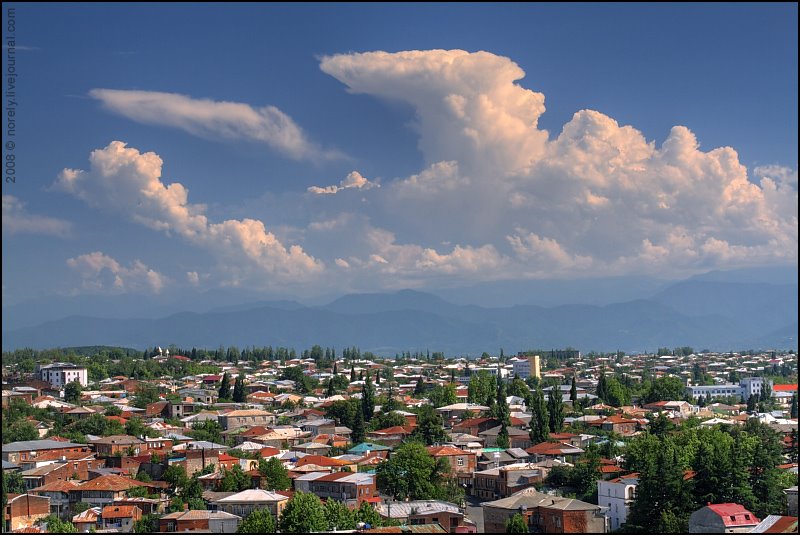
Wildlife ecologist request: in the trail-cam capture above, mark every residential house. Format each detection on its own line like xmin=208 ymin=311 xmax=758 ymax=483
xmin=688 ymin=503 xmax=759 ymax=533
xmin=366 ymin=426 xmax=416 ymax=447
xmin=597 ymin=473 xmax=639 ymax=531
xmin=2 ymin=440 xmax=88 ymax=464
xmin=89 ymin=435 xmax=147 ymax=457
xmin=482 ymin=487 xmax=606 ymax=533
xmin=472 ymin=463 xmax=546 ymax=500
xmin=30 ymin=480 xmax=81 ymax=518
xmin=525 ymin=442 xmax=585 ymax=464
xmin=158 ymin=510 xmax=242 ymax=533
xmin=376 ymin=500 xmax=471 ymax=533
xmin=209 ymin=488 xmax=288 ymax=520
xmin=452 ymin=418 xmax=504 ymax=437
xmin=218 ymin=409 xmax=276 ymax=431
xmin=72 ymin=474 xmax=157 ymax=508
xmin=427 ymin=446 xmax=476 ymax=487
xmin=479 ymin=426 xmax=531 ymax=449
xmin=597 ymin=415 xmax=640 ymax=436
xmin=101 ymin=505 xmax=142 ymax=532
xmin=293 ymin=471 xmax=376 ymax=506
xmin=4 ymin=494 xmax=50 ymax=532
xmin=72 ymin=507 xmax=101 ymax=532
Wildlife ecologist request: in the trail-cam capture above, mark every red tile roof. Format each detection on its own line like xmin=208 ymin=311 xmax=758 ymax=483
xmin=706 ymin=503 xmax=759 ymax=527
xmin=427 ymin=445 xmax=469 ymax=457
xmin=101 ymin=505 xmax=141 ymax=519
xmin=773 ymin=384 xmax=798 ymax=392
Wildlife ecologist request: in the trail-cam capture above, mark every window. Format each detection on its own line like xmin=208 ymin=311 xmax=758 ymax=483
xmin=457 ymin=457 xmax=464 ymax=467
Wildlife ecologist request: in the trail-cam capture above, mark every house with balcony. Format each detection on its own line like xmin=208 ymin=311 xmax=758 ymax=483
xmin=101 ymin=505 xmax=142 ymax=532
xmin=597 ymin=473 xmax=638 ymax=531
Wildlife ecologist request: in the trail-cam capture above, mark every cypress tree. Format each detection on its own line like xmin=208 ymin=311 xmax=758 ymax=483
xmin=547 ymin=386 xmax=564 ymax=433
xmin=529 ymin=386 xmax=549 ymax=444
xmin=570 ymin=375 xmax=578 ymax=405
xmin=218 ymin=372 xmax=231 ymax=400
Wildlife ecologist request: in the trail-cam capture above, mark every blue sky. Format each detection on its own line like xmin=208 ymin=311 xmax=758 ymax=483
xmin=2 ymin=3 xmax=797 ymax=306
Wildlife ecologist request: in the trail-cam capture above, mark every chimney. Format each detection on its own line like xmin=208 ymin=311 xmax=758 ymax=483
xmin=184 ymin=502 xmax=189 ymax=511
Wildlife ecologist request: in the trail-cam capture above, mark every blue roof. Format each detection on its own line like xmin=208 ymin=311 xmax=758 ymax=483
xmin=347 ymin=442 xmax=392 ymax=453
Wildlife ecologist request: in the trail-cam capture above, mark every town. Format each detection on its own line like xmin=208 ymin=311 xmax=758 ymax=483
xmin=1 ymin=345 xmax=797 ymax=534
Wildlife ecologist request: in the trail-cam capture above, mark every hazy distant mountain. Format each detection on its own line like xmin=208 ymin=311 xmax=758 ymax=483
xmin=4 ymin=283 xmax=796 ymax=353
xmin=428 ymin=276 xmax=673 ymax=307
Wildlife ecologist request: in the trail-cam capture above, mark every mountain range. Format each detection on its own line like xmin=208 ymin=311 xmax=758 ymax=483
xmin=3 ymin=267 xmax=797 ymax=354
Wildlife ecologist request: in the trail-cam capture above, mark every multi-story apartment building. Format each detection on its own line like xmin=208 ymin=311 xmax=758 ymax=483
xmin=37 ymin=363 xmax=89 ymax=388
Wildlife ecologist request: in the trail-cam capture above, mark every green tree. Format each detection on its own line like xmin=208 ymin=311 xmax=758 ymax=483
xmin=547 ymin=386 xmax=564 ymax=433
xmin=218 ymin=372 xmax=231 ymax=401
xmin=790 ymin=393 xmax=798 ymax=419
xmin=467 ymin=370 xmax=495 ymax=405
xmin=219 ymin=464 xmax=252 ymax=492
xmin=644 ymin=377 xmax=686 ymax=403
xmin=162 ymin=465 xmax=188 ymax=492
xmin=362 ymin=374 xmax=375 ymax=422
xmin=367 ymin=411 xmax=407 ymax=432
xmin=134 ymin=514 xmax=160 ymax=533
xmin=376 ymin=441 xmax=446 ymax=501
xmin=64 ymin=380 xmax=83 ymax=404
xmin=414 ymin=376 xmax=425 ymax=396
xmin=528 ymin=386 xmax=549 ymax=444
xmin=5 ymin=420 xmax=38 ymax=443
xmin=351 ymin=406 xmax=366 ymax=445
xmin=257 ymin=457 xmax=290 ymax=491
xmin=131 ymin=382 xmax=161 ymax=409
xmin=428 ymin=383 xmax=457 ymax=408
xmin=324 ymin=498 xmax=356 ymax=530
xmin=350 ymin=366 xmax=357 ymax=383
xmin=595 ymin=370 xmax=609 ymax=403
xmin=627 ymin=441 xmax=691 ymax=532
xmin=279 ymin=491 xmax=327 ymax=533
xmin=506 ymin=513 xmax=528 ymax=533
xmin=237 ymin=509 xmax=276 ymax=533
xmin=508 ymin=376 xmax=530 ymax=400
xmin=570 ymin=375 xmax=578 ymax=406
xmin=4 ymin=470 xmax=25 ymax=495
xmin=188 ymin=419 xmax=224 ymax=445
xmin=233 ymin=374 xmax=246 ymax=403
xmin=42 ymin=514 xmax=78 ymax=533
xmin=410 ymin=404 xmax=448 ymax=446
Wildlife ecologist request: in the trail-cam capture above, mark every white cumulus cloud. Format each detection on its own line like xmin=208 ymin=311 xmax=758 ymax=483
xmin=308 ymin=171 xmax=378 ymax=195
xmin=53 ymin=141 xmax=323 ymax=288
xmin=67 ymin=251 xmax=167 ymax=294
xmin=89 ymin=89 xmax=342 ymax=162
xmin=319 ymin=50 xmax=797 ymax=279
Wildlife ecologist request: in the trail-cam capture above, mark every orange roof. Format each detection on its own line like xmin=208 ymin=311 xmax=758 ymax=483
xmin=105 ymin=415 xmax=129 ymax=424
xmin=773 ymin=384 xmax=798 ymax=392
xmin=31 ymin=480 xmax=81 ymax=493
xmin=295 ymin=456 xmax=352 ymax=467
xmin=260 ymin=447 xmax=281 ymax=458
xmin=101 ymin=505 xmax=141 ymax=519
xmin=78 ymin=474 xmax=151 ymax=492
xmin=31 ymin=450 xmax=95 ymax=462
xmin=427 ymin=445 xmax=468 ymax=456
xmin=600 ymin=465 xmax=625 ymax=474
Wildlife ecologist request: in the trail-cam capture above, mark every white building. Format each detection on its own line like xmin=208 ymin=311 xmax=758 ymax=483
xmin=597 ymin=473 xmax=639 ymax=531
xmin=37 ymin=363 xmax=89 ymax=388
xmin=512 ymin=359 xmax=528 ymax=379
